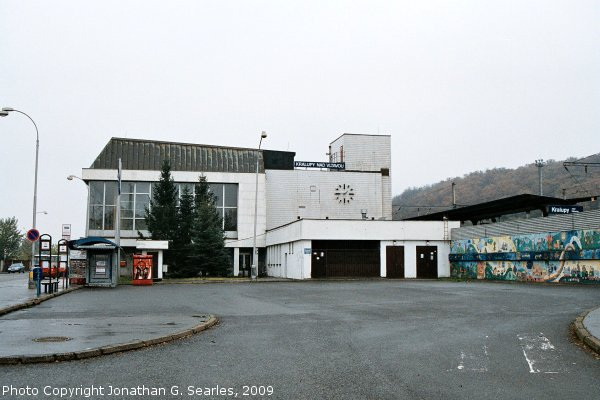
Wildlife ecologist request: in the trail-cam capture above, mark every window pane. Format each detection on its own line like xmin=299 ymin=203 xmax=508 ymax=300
xmin=122 ymin=182 xmax=135 ymax=194
xmin=136 ymin=194 xmax=150 ymax=212
xmin=224 ymin=184 xmax=238 ymax=207
xmin=104 ymin=205 xmax=115 ymax=230
xmin=224 ymin=208 xmax=237 ymax=231
xmin=89 ymin=205 xmax=103 ymax=229
xmin=209 ymin=184 xmax=223 ymax=206
xmin=104 ymin=182 xmax=117 ymax=205
xmin=136 ymin=182 xmax=150 ymax=193
xmin=90 ymin=182 xmax=104 ymax=205
xmin=135 ymin=218 xmax=147 ymax=231
xmin=135 ymin=206 xmax=146 ymax=219
xmin=121 ymin=218 xmax=133 ymax=230
xmin=120 ymin=194 xmax=134 ymax=219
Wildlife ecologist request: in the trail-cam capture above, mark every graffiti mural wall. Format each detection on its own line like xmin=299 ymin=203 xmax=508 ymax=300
xmin=450 ymin=229 xmax=600 ymax=284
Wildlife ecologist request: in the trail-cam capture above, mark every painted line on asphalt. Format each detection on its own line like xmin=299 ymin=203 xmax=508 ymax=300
xmin=455 ymin=335 xmax=489 ymax=372
xmin=517 ymin=333 xmax=562 ymax=374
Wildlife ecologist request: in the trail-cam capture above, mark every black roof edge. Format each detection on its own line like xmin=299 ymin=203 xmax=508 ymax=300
xmin=402 ymin=193 xmax=599 ymax=222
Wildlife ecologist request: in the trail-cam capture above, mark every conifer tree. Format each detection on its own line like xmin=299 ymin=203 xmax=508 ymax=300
xmin=144 ymin=160 xmax=178 ymax=268
xmin=190 ymin=176 xmax=230 ymax=276
xmin=171 ymin=186 xmax=195 ymax=277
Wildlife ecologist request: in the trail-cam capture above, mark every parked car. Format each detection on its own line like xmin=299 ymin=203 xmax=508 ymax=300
xmin=7 ymin=263 xmax=26 ymax=273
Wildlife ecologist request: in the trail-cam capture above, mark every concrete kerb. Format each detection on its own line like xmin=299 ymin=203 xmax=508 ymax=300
xmin=572 ymin=308 xmax=600 ymax=356
xmin=0 ymin=285 xmax=82 ymax=317
xmin=0 ymin=315 xmax=218 ymax=365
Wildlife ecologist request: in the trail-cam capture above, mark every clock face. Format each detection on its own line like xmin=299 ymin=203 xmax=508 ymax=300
xmin=334 ymin=184 xmax=355 ymax=204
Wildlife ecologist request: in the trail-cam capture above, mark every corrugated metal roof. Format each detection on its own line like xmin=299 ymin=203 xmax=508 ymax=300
xmin=91 ymin=138 xmax=264 ymax=173
xmin=451 ymin=209 xmax=600 ymax=239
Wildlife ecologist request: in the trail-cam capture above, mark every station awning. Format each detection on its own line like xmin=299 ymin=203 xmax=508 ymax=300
xmin=68 ymin=236 xmax=117 ymax=250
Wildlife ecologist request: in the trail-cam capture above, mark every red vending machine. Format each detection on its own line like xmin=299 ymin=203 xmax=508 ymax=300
xmin=132 ymin=254 xmax=153 ymax=286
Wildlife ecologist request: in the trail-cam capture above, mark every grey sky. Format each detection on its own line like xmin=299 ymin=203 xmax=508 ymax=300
xmin=1 ymin=0 xmax=599 ymax=240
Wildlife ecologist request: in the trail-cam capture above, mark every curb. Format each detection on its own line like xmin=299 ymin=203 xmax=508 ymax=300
xmin=573 ymin=308 xmax=600 ymax=356
xmin=0 ymin=286 xmax=82 ymax=317
xmin=158 ymin=278 xmax=295 ymax=284
xmin=0 ymin=315 xmax=218 ymax=365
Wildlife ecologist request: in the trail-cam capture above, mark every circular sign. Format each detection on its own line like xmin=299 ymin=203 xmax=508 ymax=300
xmin=26 ymin=228 xmax=40 ymax=242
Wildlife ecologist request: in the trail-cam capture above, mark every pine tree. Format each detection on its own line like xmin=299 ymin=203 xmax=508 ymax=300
xmin=190 ymin=176 xmax=231 ymax=276
xmin=145 ymin=160 xmax=178 ymax=240
xmin=144 ymin=160 xmax=178 ymax=269
xmin=170 ymin=186 xmax=196 ymax=277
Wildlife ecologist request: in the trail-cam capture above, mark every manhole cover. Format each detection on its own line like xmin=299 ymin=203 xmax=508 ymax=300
xmin=33 ymin=336 xmax=72 ymax=343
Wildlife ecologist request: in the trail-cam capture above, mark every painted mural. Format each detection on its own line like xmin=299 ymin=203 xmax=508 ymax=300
xmin=450 ymin=229 xmax=600 ymax=284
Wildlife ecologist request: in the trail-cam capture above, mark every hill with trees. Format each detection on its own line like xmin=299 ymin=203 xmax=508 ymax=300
xmin=393 ymin=154 xmax=600 ymax=220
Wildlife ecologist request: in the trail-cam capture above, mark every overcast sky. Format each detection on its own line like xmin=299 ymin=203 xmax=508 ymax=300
xmin=1 ymin=0 xmax=599 ymax=240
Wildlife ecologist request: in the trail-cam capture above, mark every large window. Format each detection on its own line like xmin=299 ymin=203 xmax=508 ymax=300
xmin=176 ymin=182 xmax=238 ymax=231
xmin=88 ymin=181 xmax=117 ymax=230
xmin=89 ymin=181 xmax=150 ymax=231
xmin=90 ymin=180 xmax=237 ymax=232
xmin=120 ymin=182 xmax=151 ymax=231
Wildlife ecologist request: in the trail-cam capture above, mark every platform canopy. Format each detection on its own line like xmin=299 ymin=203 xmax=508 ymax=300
xmin=404 ymin=194 xmax=597 ymax=225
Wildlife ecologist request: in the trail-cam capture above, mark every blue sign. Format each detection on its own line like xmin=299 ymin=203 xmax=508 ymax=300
xmin=304 ymin=248 xmax=312 ymax=255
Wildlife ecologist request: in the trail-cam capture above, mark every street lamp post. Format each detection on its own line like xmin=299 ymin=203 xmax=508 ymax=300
xmin=251 ymin=131 xmax=267 ymax=280
xmin=1 ymin=107 xmax=40 ymax=270
xmin=67 ymin=175 xmax=90 ymax=236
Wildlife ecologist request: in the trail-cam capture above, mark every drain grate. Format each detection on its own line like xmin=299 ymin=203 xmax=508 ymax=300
xmin=33 ymin=336 xmax=72 ymax=343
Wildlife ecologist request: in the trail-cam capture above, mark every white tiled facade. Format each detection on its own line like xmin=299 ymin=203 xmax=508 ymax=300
xmin=266 ymin=170 xmax=390 ymax=230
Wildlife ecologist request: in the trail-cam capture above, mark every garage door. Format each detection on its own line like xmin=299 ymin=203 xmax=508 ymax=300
xmin=312 ymin=240 xmax=380 ymax=278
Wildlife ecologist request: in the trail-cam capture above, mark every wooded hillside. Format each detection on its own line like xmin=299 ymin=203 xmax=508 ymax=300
xmin=393 ymin=154 xmax=600 ymax=220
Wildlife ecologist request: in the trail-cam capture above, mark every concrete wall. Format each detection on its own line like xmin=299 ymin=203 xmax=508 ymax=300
xmin=329 ymin=134 xmax=391 ymax=172
xmin=266 ymin=170 xmax=390 ymax=230
xmin=380 ymin=240 xmax=452 ymax=278
xmin=266 ymin=239 xmax=311 ymax=279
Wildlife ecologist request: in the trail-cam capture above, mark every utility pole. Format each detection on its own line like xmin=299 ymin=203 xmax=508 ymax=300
xmin=535 ymin=159 xmax=544 ymax=195
xmin=452 ymin=182 xmax=457 ymax=208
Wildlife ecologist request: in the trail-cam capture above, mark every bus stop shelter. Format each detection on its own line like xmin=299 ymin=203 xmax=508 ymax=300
xmin=68 ymin=237 xmax=118 ymax=287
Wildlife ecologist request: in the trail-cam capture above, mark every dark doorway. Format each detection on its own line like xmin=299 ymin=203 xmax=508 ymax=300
xmin=311 ymin=240 xmax=380 ymax=278
xmin=416 ymin=246 xmax=438 ymax=278
xmin=239 ymin=252 xmax=251 ymax=277
xmin=386 ymin=246 xmax=405 ymax=278
xmin=147 ymin=252 xmax=160 ymax=281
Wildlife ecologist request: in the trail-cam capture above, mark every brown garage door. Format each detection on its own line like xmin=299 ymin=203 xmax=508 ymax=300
xmin=386 ymin=246 xmax=405 ymax=278
xmin=312 ymin=240 xmax=380 ymax=278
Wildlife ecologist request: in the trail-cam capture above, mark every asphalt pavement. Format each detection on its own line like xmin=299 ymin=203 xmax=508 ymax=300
xmin=1 ymin=280 xmax=599 ymax=400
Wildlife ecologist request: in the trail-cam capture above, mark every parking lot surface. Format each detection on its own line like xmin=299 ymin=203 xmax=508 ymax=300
xmin=1 ymin=280 xmax=599 ymax=400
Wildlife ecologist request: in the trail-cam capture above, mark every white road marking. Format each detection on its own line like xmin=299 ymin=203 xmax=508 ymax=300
xmin=517 ymin=333 xmax=562 ymax=374
xmin=455 ymin=336 xmax=489 ymax=372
